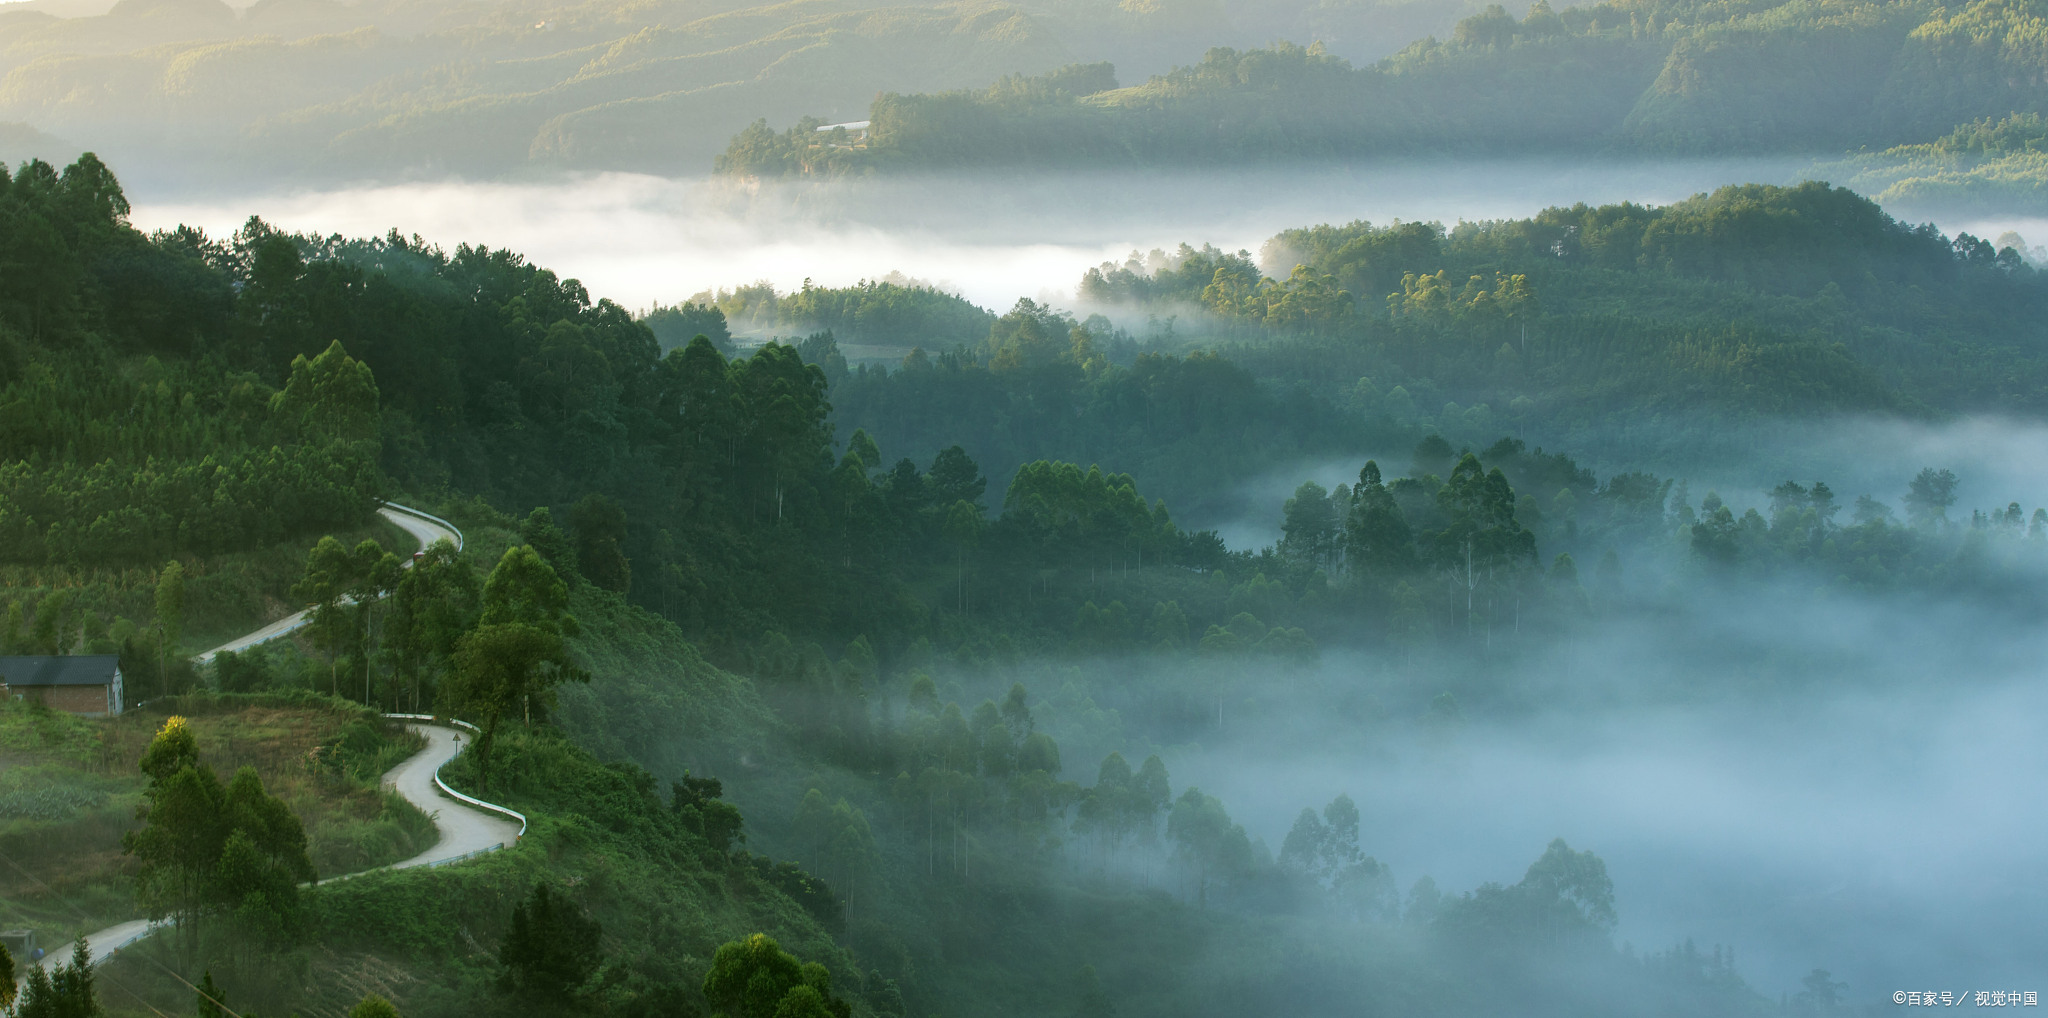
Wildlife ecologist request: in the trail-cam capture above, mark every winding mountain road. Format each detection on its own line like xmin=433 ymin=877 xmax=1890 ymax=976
xmin=380 ymin=720 xmax=524 ymax=870
xmin=39 ymin=503 xmax=520 ymax=976
xmin=192 ymin=502 xmax=465 ymax=665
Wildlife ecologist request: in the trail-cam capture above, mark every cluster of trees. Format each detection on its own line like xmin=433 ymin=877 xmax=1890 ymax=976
xmin=870 ymin=679 xmax=1075 ymax=887
xmin=1199 ymin=264 xmax=1354 ymax=333
xmin=13 ymin=938 xmax=106 ymax=1018
xmin=1262 ymin=431 xmax=2048 ymax=641
xmin=642 ymin=301 xmax=735 ymax=354
xmin=1679 ymin=468 xmax=2048 ymax=588
xmin=1082 ymin=235 xmax=1527 ymax=338
xmin=274 ymin=527 xmax=586 ymax=791
xmin=1278 ymin=794 xmax=1397 ymax=919
xmin=1873 ymin=0 xmax=2048 ymax=142
xmin=767 ymin=668 xmax=1288 ymax=926
xmin=1429 ymin=837 xmax=1616 ymax=952
xmin=1079 ymin=244 xmax=1260 ymax=309
xmin=496 ymin=883 xmax=604 ymax=1007
xmin=701 ymin=933 xmax=856 ymax=1018
xmin=683 ymin=278 xmax=997 ymax=352
xmin=1072 ymin=751 xmax=1172 ymax=868
xmin=0 ymin=934 xmax=408 ymax=1018
xmin=1831 ymin=112 xmax=2048 ymax=215
xmin=1269 ymin=447 xmax=1539 ymax=646
xmin=999 ymin=461 xmax=1188 ymax=576
xmin=1084 ymin=183 xmax=2048 ymax=440
xmin=789 ymin=674 xmax=1380 ymax=926
xmin=716 ymin=64 xmax=1122 ymax=177
xmin=763 ymin=665 xmax=1767 ymax=1015
xmin=716 ymin=32 xmax=1651 ymax=173
xmin=831 ymin=301 xmax=1369 ymax=522
xmin=1385 ymin=270 xmax=1536 ymax=334
xmin=122 ymin=716 xmax=316 ymax=970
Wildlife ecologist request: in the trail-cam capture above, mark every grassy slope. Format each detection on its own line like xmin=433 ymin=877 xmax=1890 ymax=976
xmin=0 ymin=694 xmax=434 ymax=948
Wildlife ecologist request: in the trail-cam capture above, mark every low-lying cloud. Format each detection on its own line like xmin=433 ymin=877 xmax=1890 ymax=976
xmin=128 ymin=159 xmax=1820 ymax=318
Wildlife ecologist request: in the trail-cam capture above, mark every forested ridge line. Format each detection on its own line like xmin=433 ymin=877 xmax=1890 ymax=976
xmin=718 ymin=0 xmax=2048 ymax=176
xmin=808 ymin=180 xmax=2048 ymax=514
xmin=9 ymin=152 xmax=2044 ymax=668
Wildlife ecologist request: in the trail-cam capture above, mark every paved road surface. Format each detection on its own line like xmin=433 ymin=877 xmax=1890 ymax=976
xmin=383 ymin=723 xmax=522 ymax=869
xmin=33 ymin=919 xmax=157 ymax=975
xmin=192 ymin=503 xmax=462 ymax=665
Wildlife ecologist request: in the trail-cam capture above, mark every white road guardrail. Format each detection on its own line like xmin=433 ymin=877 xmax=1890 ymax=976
xmin=384 ymin=713 xmax=528 ymax=842
xmin=381 ymin=500 xmax=465 ymax=552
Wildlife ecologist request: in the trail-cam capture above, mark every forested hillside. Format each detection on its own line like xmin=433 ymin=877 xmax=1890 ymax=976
xmin=0 ymin=0 xmax=1074 ymax=182
xmin=13 ymin=150 xmax=2037 ymax=723
xmin=0 ymin=0 xmax=1498 ymax=184
xmin=13 ymin=0 xmax=2048 ymax=183
xmin=808 ymin=182 xmax=2046 ymax=518
xmin=9 ymin=151 xmax=2041 ymax=1016
xmin=719 ymin=0 xmax=2048 ymax=176
xmin=1822 ymin=113 xmax=2048 ymax=215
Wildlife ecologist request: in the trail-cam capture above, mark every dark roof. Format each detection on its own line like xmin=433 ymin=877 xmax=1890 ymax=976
xmin=0 ymin=656 xmax=120 ymax=687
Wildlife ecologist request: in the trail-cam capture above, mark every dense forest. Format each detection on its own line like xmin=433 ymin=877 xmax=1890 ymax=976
xmin=718 ymin=0 xmax=2048 ymax=178
xmin=1825 ymin=112 xmax=2048 ymax=215
xmin=798 ymin=180 xmax=2048 ymax=519
xmin=5 ymin=151 xmax=2041 ymax=1016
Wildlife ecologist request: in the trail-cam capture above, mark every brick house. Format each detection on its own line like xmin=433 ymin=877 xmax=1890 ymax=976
xmin=0 ymin=656 xmax=125 ymax=716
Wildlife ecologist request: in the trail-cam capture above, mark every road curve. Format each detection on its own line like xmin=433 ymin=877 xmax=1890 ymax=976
xmin=192 ymin=502 xmax=463 ymax=665
xmin=39 ymin=718 xmax=521 ymax=974
xmin=381 ymin=722 xmax=523 ymax=870
xmin=40 ymin=505 xmax=519 ymax=976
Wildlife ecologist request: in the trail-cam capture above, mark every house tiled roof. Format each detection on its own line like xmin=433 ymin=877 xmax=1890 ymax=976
xmin=0 ymin=655 xmax=121 ymax=687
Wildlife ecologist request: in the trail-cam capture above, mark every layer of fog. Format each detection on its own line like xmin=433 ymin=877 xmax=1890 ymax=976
xmin=129 ymin=159 xmax=1822 ymax=318
xmin=1185 ymin=597 xmax=2048 ymax=1000
xmin=123 ymin=161 xmax=2048 ymax=1000
xmin=1157 ymin=415 xmax=2048 ymax=1001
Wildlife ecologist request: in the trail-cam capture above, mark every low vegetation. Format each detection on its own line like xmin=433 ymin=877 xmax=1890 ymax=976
xmin=0 ymin=697 xmax=431 ymax=950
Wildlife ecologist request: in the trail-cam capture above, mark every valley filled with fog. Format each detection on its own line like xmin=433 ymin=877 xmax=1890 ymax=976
xmin=118 ymin=161 xmax=2048 ymax=1003
xmin=1164 ymin=571 xmax=2048 ymax=998
xmin=15 ymin=4 xmax=2048 ymax=996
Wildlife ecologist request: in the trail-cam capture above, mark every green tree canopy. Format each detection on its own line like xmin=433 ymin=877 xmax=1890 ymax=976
xmin=702 ymin=933 xmax=851 ymax=1018
xmin=498 ymin=883 xmax=602 ymax=1005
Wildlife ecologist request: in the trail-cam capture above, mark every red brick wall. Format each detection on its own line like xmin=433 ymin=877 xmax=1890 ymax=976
xmin=19 ymin=685 xmax=111 ymax=715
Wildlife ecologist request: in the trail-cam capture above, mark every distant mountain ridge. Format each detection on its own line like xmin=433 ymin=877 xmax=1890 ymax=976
xmin=0 ymin=0 xmax=1081 ymax=182
xmin=718 ymin=0 xmax=2048 ymax=182
xmin=0 ymin=0 xmax=1499 ymax=184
